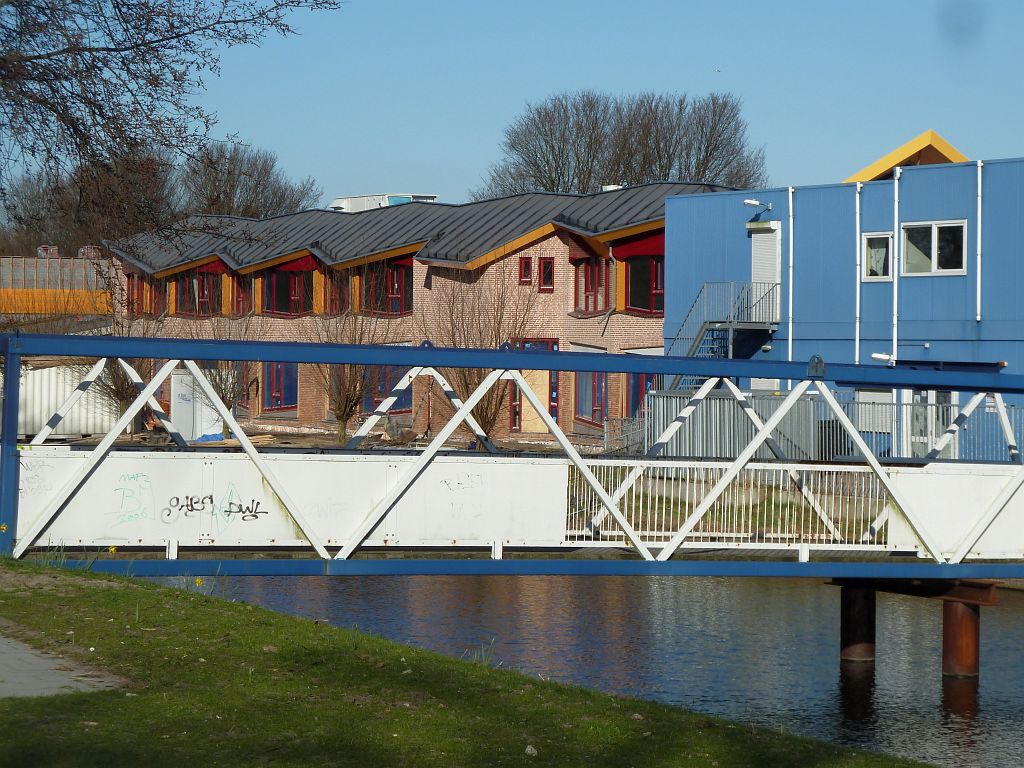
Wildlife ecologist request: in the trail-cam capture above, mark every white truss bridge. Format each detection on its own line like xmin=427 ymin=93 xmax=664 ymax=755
xmin=4 ymin=335 xmax=1024 ymax=573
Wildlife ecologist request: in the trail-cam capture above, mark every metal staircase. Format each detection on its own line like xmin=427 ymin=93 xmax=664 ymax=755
xmin=666 ymin=281 xmax=780 ymax=390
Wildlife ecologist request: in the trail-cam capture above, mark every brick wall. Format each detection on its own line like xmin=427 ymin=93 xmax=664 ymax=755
xmin=114 ymin=231 xmax=664 ymax=443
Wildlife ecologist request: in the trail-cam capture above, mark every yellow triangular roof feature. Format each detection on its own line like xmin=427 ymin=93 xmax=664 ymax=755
xmin=845 ymin=130 xmax=969 ymax=183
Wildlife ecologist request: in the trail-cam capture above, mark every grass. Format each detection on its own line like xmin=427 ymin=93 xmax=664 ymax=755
xmin=0 ymin=560 xmax=927 ymax=767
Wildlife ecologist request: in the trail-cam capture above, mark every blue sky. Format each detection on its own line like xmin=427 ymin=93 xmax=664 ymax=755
xmin=199 ymin=0 xmax=1016 ymax=205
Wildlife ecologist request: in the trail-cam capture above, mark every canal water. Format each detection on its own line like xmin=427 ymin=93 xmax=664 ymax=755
xmin=218 ymin=575 xmax=1024 ymax=767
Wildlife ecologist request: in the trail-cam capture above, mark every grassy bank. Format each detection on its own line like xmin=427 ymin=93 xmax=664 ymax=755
xmin=0 ymin=562 xmax=925 ymax=767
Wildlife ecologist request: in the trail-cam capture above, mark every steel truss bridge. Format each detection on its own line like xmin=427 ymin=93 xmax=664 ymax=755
xmin=0 ymin=332 xmax=1023 ymax=583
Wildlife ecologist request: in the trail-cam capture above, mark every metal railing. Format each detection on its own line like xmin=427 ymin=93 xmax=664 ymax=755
xmin=566 ymin=459 xmax=889 ymax=549
xmin=667 ymin=281 xmax=780 ymax=358
xmin=641 ymin=389 xmax=1024 ymax=464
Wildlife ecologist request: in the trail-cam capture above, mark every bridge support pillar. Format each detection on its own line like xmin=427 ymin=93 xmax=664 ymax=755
xmin=839 ymin=586 xmax=876 ymax=663
xmin=942 ymin=601 xmax=980 ymax=678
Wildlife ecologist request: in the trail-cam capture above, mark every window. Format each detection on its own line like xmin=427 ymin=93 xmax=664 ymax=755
xmin=574 ymin=257 xmax=610 ymax=313
xmin=902 ymin=221 xmax=966 ymax=275
xmin=262 ymin=265 xmax=313 ymax=316
xmin=234 ymin=275 xmax=253 ymax=315
xmin=518 ymin=256 xmax=532 ymax=284
xmin=263 ymin=362 xmax=298 ymax=412
xmin=538 ymin=257 xmax=554 ymax=292
xmin=363 ymin=258 xmax=413 ymax=315
xmin=325 ymin=271 xmax=348 ymax=316
xmin=151 ymin=280 xmax=167 ymax=316
xmin=628 ymin=373 xmax=659 ymax=416
xmin=175 ymin=269 xmax=222 ymax=317
xmin=862 ymin=233 xmax=892 ymax=281
xmin=626 ymin=255 xmax=664 ymax=313
xmin=509 ymin=339 xmax=559 ymax=431
xmin=362 ymin=366 xmax=413 ymax=414
xmin=574 ymin=370 xmax=607 ymax=425
xmin=126 ymin=273 xmax=145 ymax=316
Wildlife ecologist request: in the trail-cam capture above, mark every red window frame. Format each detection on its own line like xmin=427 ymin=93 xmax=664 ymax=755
xmin=574 ymin=370 xmax=608 ymax=427
xmin=625 ymin=255 xmax=665 ymax=315
xmin=518 ymin=256 xmax=532 ymax=284
xmin=538 ymin=257 xmax=554 ymax=293
xmin=126 ymin=273 xmax=144 ymax=316
xmin=234 ymin=275 xmax=253 ymax=315
xmin=263 ymin=361 xmax=298 ymax=412
xmin=262 ymin=267 xmax=313 ymax=317
xmin=325 ymin=271 xmax=348 ymax=316
xmin=508 ymin=338 xmax=559 ymax=432
xmin=151 ymin=280 xmax=166 ymax=316
xmin=175 ymin=270 xmax=221 ymax=317
xmin=573 ymin=257 xmax=610 ymax=314
xmin=363 ymin=257 xmax=413 ymax=316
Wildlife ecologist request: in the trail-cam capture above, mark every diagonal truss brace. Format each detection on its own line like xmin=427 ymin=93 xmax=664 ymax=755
xmin=183 ymin=361 xmax=330 ymax=560
xmin=336 ymin=369 xmax=507 ymax=560
xmin=815 ymin=381 xmax=944 ymax=562
xmin=720 ymin=379 xmax=841 ymax=541
xmin=949 ymin=460 xmax=1024 ymax=563
xmin=587 ymin=376 xmax=721 ymax=533
xmin=656 ymin=381 xmax=812 ymax=561
xmin=924 ymin=391 xmax=986 ymax=461
xmin=13 ymin=359 xmax=180 ymax=558
xmin=504 ymin=369 xmax=653 ymax=561
xmin=116 ymin=359 xmax=188 ymax=449
xmin=30 ymin=358 xmax=187 ymax=449
xmin=346 ymin=366 xmax=496 ymax=453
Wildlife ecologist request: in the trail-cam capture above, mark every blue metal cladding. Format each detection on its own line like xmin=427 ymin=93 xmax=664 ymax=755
xmin=664 ymin=156 xmax=1024 ymax=387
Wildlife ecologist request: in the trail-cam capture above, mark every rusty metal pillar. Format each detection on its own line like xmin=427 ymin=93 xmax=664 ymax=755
xmin=943 ymin=601 xmax=981 ymax=678
xmin=840 ymin=586 xmax=876 ymax=663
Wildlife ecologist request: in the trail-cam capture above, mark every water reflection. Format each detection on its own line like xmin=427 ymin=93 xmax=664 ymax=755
xmin=216 ymin=575 xmax=1024 ymax=767
xmin=838 ymin=662 xmax=876 ymax=727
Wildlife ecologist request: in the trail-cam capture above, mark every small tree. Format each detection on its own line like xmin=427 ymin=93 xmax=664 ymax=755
xmin=177 ymin=312 xmax=268 ymax=437
xmin=309 ymin=268 xmax=398 ymax=441
xmin=419 ymin=258 xmax=537 ymax=436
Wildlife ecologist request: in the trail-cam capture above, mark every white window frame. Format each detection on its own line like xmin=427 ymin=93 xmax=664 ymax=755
xmin=861 ymin=232 xmax=893 ymax=282
xmin=900 ymin=220 xmax=968 ymax=277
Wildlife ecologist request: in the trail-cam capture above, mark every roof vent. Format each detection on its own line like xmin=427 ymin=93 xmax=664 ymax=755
xmin=600 ymin=184 xmax=623 ymax=192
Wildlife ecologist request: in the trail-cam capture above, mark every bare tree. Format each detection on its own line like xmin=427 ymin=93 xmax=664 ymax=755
xmin=176 ymin=312 xmax=269 ymax=437
xmin=309 ymin=268 xmax=400 ymax=441
xmin=0 ymin=149 xmax=179 ymax=261
xmin=178 ymin=143 xmax=321 ymax=218
xmin=0 ymin=0 xmax=341 ymax=201
xmin=419 ymin=258 xmax=537 ymax=436
xmin=471 ymin=90 xmax=767 ymax=198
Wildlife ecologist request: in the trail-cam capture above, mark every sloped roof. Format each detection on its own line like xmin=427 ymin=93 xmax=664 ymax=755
xmin=845 ymin=130 xmax=969 ymax=183
xmin=108 ymin=182 xmax=726 ymax=275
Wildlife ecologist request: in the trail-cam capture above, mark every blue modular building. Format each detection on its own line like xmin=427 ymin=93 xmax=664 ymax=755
xmin=662 ymin=137 xmax=1024 ymax=460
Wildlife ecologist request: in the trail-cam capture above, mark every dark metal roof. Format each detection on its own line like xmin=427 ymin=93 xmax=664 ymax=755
xmin=108 ymin=182 xmax=725 ymax=274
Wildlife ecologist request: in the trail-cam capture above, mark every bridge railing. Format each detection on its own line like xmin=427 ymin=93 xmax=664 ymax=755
xmin=639 ymin=389 xmax=1024 ymax=464
xmin=4 ymin=334 xmax=1024 ymax=572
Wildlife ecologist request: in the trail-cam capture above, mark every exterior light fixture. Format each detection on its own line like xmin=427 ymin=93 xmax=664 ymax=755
xmin=743 ymin=198 xmax=772 ymax=211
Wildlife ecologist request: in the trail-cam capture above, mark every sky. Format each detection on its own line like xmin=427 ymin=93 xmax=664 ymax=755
xmin=197 ymin=0 xmax=1018 ymax=205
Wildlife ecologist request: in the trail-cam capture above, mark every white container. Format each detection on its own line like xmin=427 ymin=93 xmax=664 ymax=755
xmin=1 ymin=365 xmax=118 ymax=438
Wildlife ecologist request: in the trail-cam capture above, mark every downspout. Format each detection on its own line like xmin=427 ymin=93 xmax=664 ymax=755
xmin=892 ymin=168 xmax=900 ymax=366
xmin=787 ymin=186 xmax=794 ymax=386
xmin=977 ymin=160 xmax=983 ymax=323
xmin=855 ymin=182 xmax=863 ymax=365
xmin=601 ymin=244 xmax=616 ymax=335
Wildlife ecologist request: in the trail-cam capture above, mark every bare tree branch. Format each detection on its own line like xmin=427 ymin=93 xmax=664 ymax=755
xmin=471 ymin=90 xmax=768 ymax=199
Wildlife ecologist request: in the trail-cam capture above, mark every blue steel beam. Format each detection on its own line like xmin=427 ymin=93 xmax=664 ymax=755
xmin=4 ymin=333 xmax=1024 ymax=394
xmin=0 ymin=336 xmax=20 ymax=555
xmin=48 ymin=558 xmax=1024 ymax=579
